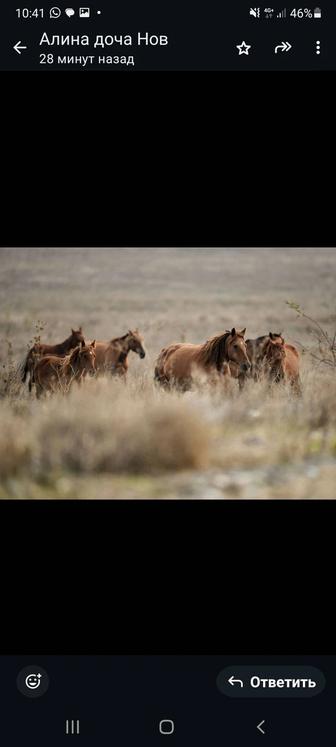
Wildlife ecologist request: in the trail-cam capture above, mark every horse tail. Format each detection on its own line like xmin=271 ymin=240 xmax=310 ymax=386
xmin=154 ymin=345 xmax=180 ymax=387
xmin=154 ymin=364 xmax=163 ymax=382
xmin=154 ymin=347 xmax=169 ymax=382
xmin=21 ymin=352 xmax=29 ymax=383
xmin=22 ymin=346 xmax=40 ymax=391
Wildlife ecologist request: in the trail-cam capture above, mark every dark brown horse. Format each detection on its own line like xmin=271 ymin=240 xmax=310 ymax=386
xmin=246 ymin=332 xmax=301 ymax=392
xmin=94 ymin=330 xmax=146 ymax=380
xmin=22 ymin=327 xmax=85 ymax=392
xmin=154 ymin=328 xmax=250 ymax=390
xmin=32 ymin=341 xmax=96 ymax=398
xmin=245 ymin=333 xmax=282 ymax=380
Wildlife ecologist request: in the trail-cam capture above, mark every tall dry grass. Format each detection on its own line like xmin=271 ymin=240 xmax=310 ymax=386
xmin=0 ymin=377 xmax=211 ymax=481
xmin=0 ymin=363 xmax=336 ymax=494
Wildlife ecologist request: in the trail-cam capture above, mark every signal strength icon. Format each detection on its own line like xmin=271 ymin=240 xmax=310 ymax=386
xmin=277 ymin=8 xmax=287 ymax=18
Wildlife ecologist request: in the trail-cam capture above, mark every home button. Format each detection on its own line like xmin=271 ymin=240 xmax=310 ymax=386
xmin=159 ymin=719 xmax=175 ymax=735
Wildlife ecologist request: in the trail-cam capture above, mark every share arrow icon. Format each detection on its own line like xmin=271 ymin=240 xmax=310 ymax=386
xmin=275 ymin=41 xmax=292 ymax=53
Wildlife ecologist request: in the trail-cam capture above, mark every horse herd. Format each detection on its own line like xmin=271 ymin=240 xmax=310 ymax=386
xmin=20 ymin=325 xmax=301 ymax=397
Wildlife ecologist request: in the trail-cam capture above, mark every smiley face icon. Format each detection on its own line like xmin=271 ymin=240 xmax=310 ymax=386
xmin=25 ymin=673 xmax=42 ymax=690
xmin=17 ymin=666 xmax=49 ymax=698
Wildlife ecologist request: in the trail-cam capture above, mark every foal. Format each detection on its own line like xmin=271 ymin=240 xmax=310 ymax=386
xmin=32 ymin=341 xmax=96 ymax=397
xmin=22 ymin=327 xmax=85 ymax=392
xmin=246 ymin=333 xmax=301 ymax=393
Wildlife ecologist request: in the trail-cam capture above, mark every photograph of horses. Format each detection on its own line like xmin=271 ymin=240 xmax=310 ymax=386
xmin=0 ymin=247 xmax=335 ymax=499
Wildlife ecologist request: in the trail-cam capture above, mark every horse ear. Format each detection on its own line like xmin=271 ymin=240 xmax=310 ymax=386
xmin=240 ymin=328 xmax=246 ymax=337
xmin=231 ymin=328 xmax=236 ymax=336
xmin=91 ymin=340 xmax=96 ymax=348
xmin=71 ymin=328 xmax=75 ymax=334
xmin=269 ymin=332 xmax=274 ymax=340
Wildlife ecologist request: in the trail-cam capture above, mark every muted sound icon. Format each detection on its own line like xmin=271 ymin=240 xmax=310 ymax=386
xmin=65 ymin=720 xmax=80 ymax=735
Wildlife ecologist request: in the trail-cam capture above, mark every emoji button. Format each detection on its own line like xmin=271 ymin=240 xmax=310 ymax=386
xmin=17 ymin=666 xmax=50 ymax=698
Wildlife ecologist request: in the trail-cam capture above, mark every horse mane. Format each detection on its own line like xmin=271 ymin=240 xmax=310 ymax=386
xmin=110 ymin=333 xmax=129 ymax=344
xmin=68 ymin=345 xmax=82 ymax=371
xmin=198 ymin=332 xmax=233 ymax=370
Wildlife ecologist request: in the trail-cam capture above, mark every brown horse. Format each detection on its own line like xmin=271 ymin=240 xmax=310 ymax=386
xmin=22 ymin=327 xmax=85 ymax=392
xmin=32 ymin=341 xmax=96 ymax=398
xmin=154 ymin=328 xmax=250 ymax=390
xmin=245 ymin=333 xmax=282 ymax=381
xmin=94 ymin=330 xmax=146 ymax=379
xmin=246 ymin=332 xmax=301 ymax=392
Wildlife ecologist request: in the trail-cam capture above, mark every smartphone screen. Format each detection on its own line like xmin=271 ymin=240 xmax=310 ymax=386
xmin=1 ymin=2 xmax=335 ymax=70
xmin=1 ymin=655 xmax=335 ymax=744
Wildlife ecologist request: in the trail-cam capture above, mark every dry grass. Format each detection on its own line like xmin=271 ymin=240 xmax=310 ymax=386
xmin=0 ymin=379 xmax=210 ymax=480
xmin=1 ymin=247 xmax=336 ymax=499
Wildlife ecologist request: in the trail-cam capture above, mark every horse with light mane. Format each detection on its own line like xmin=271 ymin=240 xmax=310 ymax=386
xmin=32 ymin=341 xmax=96 ymax=398
xmin=22 ymin=327 xmax=85 ymax=392
xmin=154 ymin=328 xmax=250 ymax=390
xmin=94 ymin=329 xmax=146 ymax=379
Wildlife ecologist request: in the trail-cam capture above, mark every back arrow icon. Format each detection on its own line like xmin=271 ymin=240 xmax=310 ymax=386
xmin=257 ymin=720 xmax=266 ymax=735
xmin=14 ymin=41 xmax=27 ymax=54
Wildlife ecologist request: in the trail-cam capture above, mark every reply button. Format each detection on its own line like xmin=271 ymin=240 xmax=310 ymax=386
xmin=216 ymin=665 xmax=326 ymax=698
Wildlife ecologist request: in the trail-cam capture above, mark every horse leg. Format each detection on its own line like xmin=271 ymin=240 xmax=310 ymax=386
xmin=291 ymin=376 xmax=302 ymax=396
xmin=35 ymin=381 xmax=43 ymax=399
xmin=238 ymin=373 xmax=246 ymax=391
xmin=154 ymin=373 xmax=170 ymax=389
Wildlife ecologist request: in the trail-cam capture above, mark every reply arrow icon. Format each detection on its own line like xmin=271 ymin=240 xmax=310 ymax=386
xmin=228 ymin=676 xmax=244 ymax=687
xmin=13 ymin=41 xmax=27 ymax=54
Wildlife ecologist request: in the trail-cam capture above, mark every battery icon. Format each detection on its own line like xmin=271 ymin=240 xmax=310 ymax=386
xmin=313 ymin=7 xmax=322 ymax=18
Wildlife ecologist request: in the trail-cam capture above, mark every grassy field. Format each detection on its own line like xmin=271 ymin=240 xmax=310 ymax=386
xmin=1 ymin=247 xmax=336 ymax=499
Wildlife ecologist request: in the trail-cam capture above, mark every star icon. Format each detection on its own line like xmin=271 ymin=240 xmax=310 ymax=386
xmin=236 ymin=41 xmax=251 ymax=55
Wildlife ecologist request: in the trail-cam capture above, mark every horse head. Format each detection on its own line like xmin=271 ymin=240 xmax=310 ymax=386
xmin=127 ymin=329 xmax=146 ymax=359
xmin=70 ymin=340 xmax=96 ymax=376
xmin=264 ymin=333 xmax=286 ymax=373
xmin=226 ymin=328 xmax=251 ymax=374
xmin=71 ymin=326 xmax=85 ymax=348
